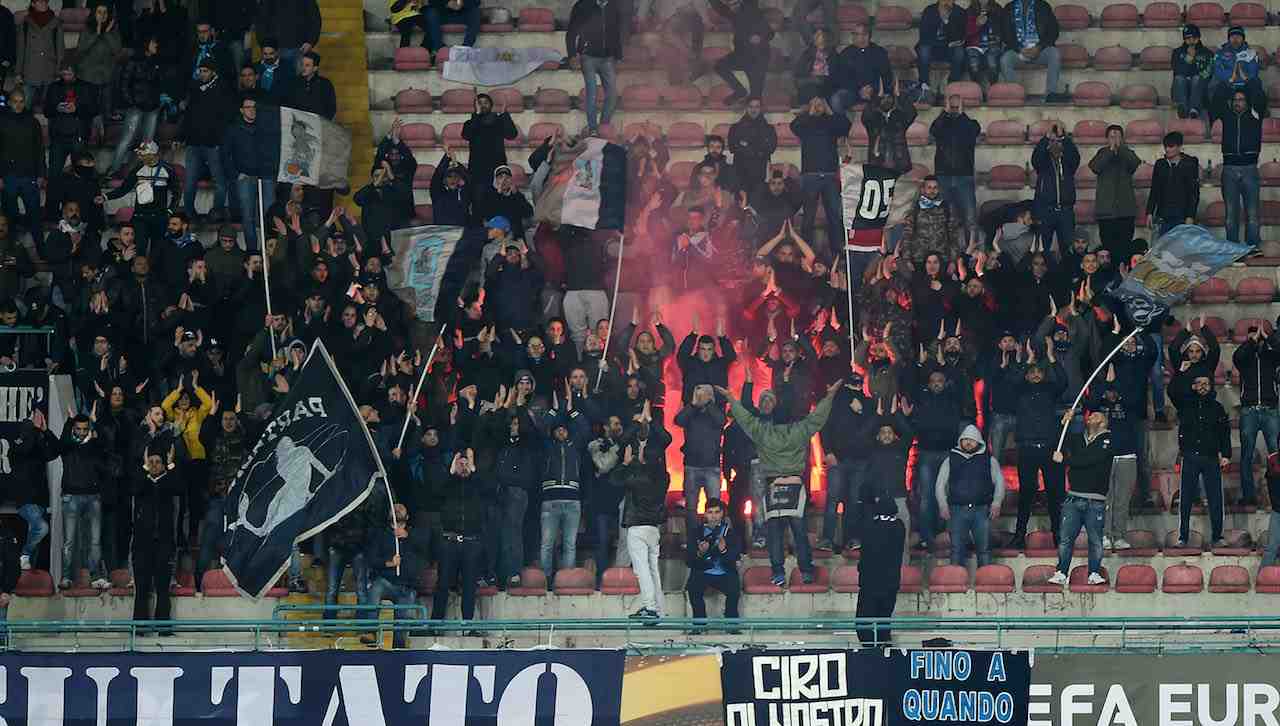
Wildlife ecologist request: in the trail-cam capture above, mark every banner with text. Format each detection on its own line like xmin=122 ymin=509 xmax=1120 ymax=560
xmin=0 ymin=369 xmax=47 ymax=501
xmin=720 ymin=649 xmax=1031 ymax=726
xmin=0 ymin=649 xmax=624 ymax=725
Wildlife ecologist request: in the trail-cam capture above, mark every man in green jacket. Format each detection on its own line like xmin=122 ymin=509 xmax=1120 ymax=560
xmin=716 ymin=380 xmax=841 ymax=587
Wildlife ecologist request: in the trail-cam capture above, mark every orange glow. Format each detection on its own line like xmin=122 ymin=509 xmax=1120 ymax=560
xmin=743 ymin=499 xmax=753 ymax=516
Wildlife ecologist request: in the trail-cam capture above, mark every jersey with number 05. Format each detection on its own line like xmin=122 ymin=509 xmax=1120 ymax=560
xmin=841 ymin=163 xmax=903 ymax=252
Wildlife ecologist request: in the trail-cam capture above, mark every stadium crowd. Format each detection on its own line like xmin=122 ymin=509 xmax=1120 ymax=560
xmin=0 ymin=0 xmax=1272 ymax=638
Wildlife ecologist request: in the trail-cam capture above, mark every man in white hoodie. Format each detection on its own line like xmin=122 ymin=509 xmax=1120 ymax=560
xmin=935 ymin=424 xmax=1006 ymax=567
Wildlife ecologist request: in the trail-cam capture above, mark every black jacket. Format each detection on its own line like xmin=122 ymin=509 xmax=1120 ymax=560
xmin=728 ymin=114 xmax=777 ymax=168
xmin=1007 ymin=361 xmax=1067 ymax=448
xmin=930 ymin=112 xmax=981 ymax=176
xmin=1146 ymin=154 xmax=1201 ymax=221
xmin=255 ymin=0 xmax=323 ymax=50
xmin=858 ymin=515 xmax=905 ymax=595
xmin=565 ymin=0 xmax=622 ymax=59
xmin=710 ymin=0 xmax=772 ymax=53
xmin=1169 ymin=375 xmax=1232 ymax=458
xmin=1031 ymin=136 xmax=1079 ymax=209
xmin=476 ymin=187 xmax=534 ymax=240
xmin=687 ymin=518 xmax=740 ymax=571
xmin=997 ymin=0 xmax=1060 ymax=51
xmin=677 ymin=333 xmax=738 ymax=403
xmin=43 ymin=78 xmax=97 ymax=143
xmin=1233 ymin=336 xmax=1279 ymax=407
xmin=675 ymin=401 xmax=726 ymax=468
xmin=1221 ymin=104 xmax=1262 ymax=166
xmin=434 ymin=472 xmax=492 ymax=535
xmin=0 ymin=7 xmax=14 ymax=67
xmin=820 ymin=383 xmax=876 ymax=461
xmin=832 ymin=43 xmax=893 ymax=98
xmin=1062 ymin=429 xmax=1115 ymax=498
xmin=0 ymin=108 xmax=45 ymax=178
xmin=120 ymin=53 xmax=173 ymax=111
xmin=354 ymin=181 xmax=413 ymax=247
xmin=41 ymin=422 xmax=109 ymax=497
xmin=181 ymin=75 xmax=237 ymax=147
xmin=619 ymin=458 xmax=668 ymax=527
xmin=133 ymin=468 xmax=184 ymax=548
xmin=790 ymin=112 xmax=852 ymax=174
xmin=283 ymin=73 xmax=337 ymax=120
xmin=912 ymin=385 xmax=965 ymax=451
xmin=462 ymin=112 xmax=519 ymax=181
xmin=429 ymin=155 xmax=471 ymax=225
xmin=865 ymin=413 xmax=914 ymax=500
xmin=918 ymin=3 xmax=966 ymax=47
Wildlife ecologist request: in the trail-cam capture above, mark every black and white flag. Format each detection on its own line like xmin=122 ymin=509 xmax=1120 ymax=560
xmin=223 ymin=340 xmax=387 ymax=598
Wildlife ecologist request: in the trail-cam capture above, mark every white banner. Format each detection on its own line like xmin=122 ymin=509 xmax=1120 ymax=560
xmin=277 ymin=107 xmax=352 ymax=190
xmin=442 ymin=46 xmax=564 ymax=85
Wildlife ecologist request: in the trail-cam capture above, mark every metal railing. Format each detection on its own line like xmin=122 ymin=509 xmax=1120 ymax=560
xmin=7 ymin=614 xmax=1280 ymax=653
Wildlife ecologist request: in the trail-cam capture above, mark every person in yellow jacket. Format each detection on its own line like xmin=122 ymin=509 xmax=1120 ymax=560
xmin=161 ymin=370 xmax=215 ymax=546
xmin=390 ymin=0 xmax=428 ymax=48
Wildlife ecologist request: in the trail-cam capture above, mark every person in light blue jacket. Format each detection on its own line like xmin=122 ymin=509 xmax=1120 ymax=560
xmin=1209 ymin=26 xmax=1268 ymax=119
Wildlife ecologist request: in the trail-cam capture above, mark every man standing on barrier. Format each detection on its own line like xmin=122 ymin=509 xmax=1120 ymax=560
xmin=857 ymin=494 xmax=905 ymax=647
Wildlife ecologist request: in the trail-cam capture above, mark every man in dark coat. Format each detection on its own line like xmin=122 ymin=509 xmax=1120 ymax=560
xmin=180 ymin=60 xmax=237 ymax=220
xmin=133 ymin=446 xmax=183 ymax=630
xmin=728 ymin=97 xmax=778 ymax=198
xmin=856 ymin=494 xmax=905 ymax=646
xmin=462 ymin=94 xmax=519 ymax=202
xmin=282 ymin=51 xmax=336 ymax=120
xmin=254 ymin=0 xmax=322 ymax=70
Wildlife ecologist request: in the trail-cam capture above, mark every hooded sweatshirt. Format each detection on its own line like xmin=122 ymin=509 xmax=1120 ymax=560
xmin=935 ymin=424 xmax=1006 ymax=509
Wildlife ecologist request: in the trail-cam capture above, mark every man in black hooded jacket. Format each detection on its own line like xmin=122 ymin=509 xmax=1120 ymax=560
xmin=462 ymin=94 xmax=519 ymax=201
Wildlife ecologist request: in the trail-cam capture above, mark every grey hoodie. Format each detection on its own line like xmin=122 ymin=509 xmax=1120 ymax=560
xmin=935 ymin=424 xmax=1007 ymax=510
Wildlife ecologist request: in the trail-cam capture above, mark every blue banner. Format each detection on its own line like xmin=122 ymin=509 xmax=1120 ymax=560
xmin=1110 ymin=225 xmax=1251 ymax=326
xmin=720 ymin=649 xmax=1030 ymax=725
xmin=0 ymin=648 xmax=624 ymax=725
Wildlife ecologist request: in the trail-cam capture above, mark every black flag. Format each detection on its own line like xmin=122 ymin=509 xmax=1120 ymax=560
xmin=222 ymin=340 xmax=387 ymax=598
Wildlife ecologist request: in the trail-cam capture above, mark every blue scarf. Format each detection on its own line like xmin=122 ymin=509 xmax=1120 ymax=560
xmin=919 ymin=195 xmax=942 ymax=210
xmin=193 ymin=42 xmax=216 ymax=80
xmin=1013 ymin=0 xmax=1039 ymax=48
xmin=259 ymin=60 xmax=279 ymax=90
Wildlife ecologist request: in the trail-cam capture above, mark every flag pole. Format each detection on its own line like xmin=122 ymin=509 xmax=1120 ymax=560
xmin=844 ymin=247 xmax=856 ymax=362
xmin=1054 ymin=327 xmax=1143 ymax=453
xmin=396 ymin=323 xmax=448 ymax=451
xmin=595 ymin=233 xmax=625 ymax=391
xmin=258 ymin=179 xmax=277 ymax=359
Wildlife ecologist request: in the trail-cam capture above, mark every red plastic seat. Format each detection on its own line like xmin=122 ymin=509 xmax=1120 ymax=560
xmin=1229 ymin=1 xmax=1267 ymax=25
xmin=401 ymin=124 xmax=438 ymax=151
xmin=838 ymin=4 xmax=870 ymax=29
xmin=59 ymin=6 xmax=90 ymax=30
xmin=1143 ymin=1 xmax=1184 ymax=26
xmin=1203 ymin=200 xmax=1227 ymax=226
xmin=705 ymin=84 xmax=736 ymax=108
xmin=1167 ymin=117 xmax=1207 ymax=143
xmin=874 ymin=5 xmax=912 ymax=30
xmin=393 ymin=47 xmax=432 ymax=71
xmin=1139 ymin=45 xmax=1175 ymax=70
xmin=1075 ymin=198 xmax=1096 ymax=223
xmin=986 ymin=83 xmax=1026 ymax=107
xmin=411 ymin=165 xmax=434 ymax=190
xmin=15 ymin=570 xmax=53 ymax=597
xmin=1073 ymin=119 xmax=1110 ymax=143
xmin=701 ymin=46 xmax=731 ymax=65
xmin=201 ymin=570 xmax=239 ymax=597
xmin=832 ymin=565 xmax=860 ymax=592
xmin=1264 ymin=119 xmax=1280 ymax=143
xmin=906 ymin=122 xmax=929 ymax=146
xmin=775 ymin=122 xmax=800 ymax=147
xmin=928 ymin=564 xmax=970 ymax=593
xmin=508 ymin=567 xmax=549 ymax=595
xmin=621 ymin=84 xmax=661 ymax=110
xmin=108 ymin=568 xmax=134 ymax=597
xmin=115 ymin=206 xmax=134 ymax=223
xmin=1100 ymin=3 xmax=1140 ymax=27
xmin=1210 ymin=565 xmax=1252 ymax=592
xmin=668 ymin=160 xmax=697 ymax=190
xmin=1022 ymin=564 xmax=1064 ymax=593
xmin=440 ymin=88 xmax=476 ymax=113
xmin=1192 ymin=276 xmax=1232 ymax=303
xmin=1059 ymin=44 xmax=1090 ymax=68
xmin=974 ymin=564 xmax=1015 ymax=593
xmin=552 ymin=567 xmax=595 ymax=595
xmin=526 ymin=121 xmax=565 ymax=147
xmin=1265 ymin=200 xmax=1280 ymax=224
xmin=1187 ymin=1 xmax=1227 ymax=26
xmin=1115 ymin=564 xmax=1158 ymax=592
xmin=1055 ymin=4 xmax=1092 ymax=29
xmin=1233 ymin=319 xmax=1274 ymax=344
xmin=1094 ymin=45 xmax=1134 ymax=70
xmin=789 ymin=566 xmax=830 ymax=593
xmin=1027 ymin=119 xmax=1064 ymax=141
xmin=600 ymin=567 xmax=640 ymax=595
xmin=900 ymin=565 xmax=924 ymax=593
xmin=1190 ymin=316 xmax=1228 ymax=341
xmin=1068 ymin=565 xmax=1110 ymax=593
xmin=1257 ymin=566 xmax=1280 ymax=593
xmin=665 ymin=84 xmax=704 ymax=110
xmin=988 ymin=165 xmax=1027 ymax=189
xmin=1120 ymin=84 xmax=1159 ymax=108
xmin=518 ymin=7 xmax=556 ymax=31
xmin=1134 ymin=162 xmax=1155 ymax=187
xmin=761 ymin=90 xmax=792 ymax=113
xmin=534 ymin=88 xmax=572 ymax=112
xmin=1073 ymin=165 xmax=1097 ymax=189
xmin=1073 ymin=82 xmax=1113 ymax=107
xmin=618 ymin=43 xmax=653 ymax=71
xmin=413 ymin=205 xmax=433 ymax=224
xmin=441 ymin=122 xmax=466 ymax=148
xmin=1125 ymin=119 xmax=1163 ymax=143
xmin=744 ymin=566 xmax=785 ymax=594
xmin=887 ymin=45 xmax=916 ymax=70
xmin=945 ymin=81 xmax=983 ymax=107
xmin=414 ymin=567 xmax=437 ymax=595
xmin=985 ymin=120 xmax=1025 ymax=144
xmin=666 ymin=121 xmax=706 ymax=147
xmin=172 ymin=571 xmax=196 ymax=597
xmin=394 ymin=89 xmax=433 ymax=113
xmin=1235 ymin=276 xmax=1276 ymax=303
xmin=1164 ymin=529 xmax=1206 ymax=556
xmin=490 ymin=87 xmax=524 ymax=113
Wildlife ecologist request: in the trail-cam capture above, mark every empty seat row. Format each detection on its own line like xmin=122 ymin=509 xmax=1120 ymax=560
xmin=1192 ymin=276 xmax=1277 ymax=303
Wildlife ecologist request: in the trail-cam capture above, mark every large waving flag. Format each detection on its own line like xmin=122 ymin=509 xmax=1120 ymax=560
xmin=222 ymin=340 xmax=387 ymax=598
xmin=532 ymin=136 xmax=627 ymax=230
xmin=1109 ymin=225 xmax=1252 ymax=326
xmin=277 ymin=106 xmax=352 ymax=190
xmin=442 ymin=45 xmax=564 ymax=85
xmin=385 ymin=225 xmax=467 ymax=323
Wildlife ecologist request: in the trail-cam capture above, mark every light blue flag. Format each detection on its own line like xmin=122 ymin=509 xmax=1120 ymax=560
xmin=386 ymin=225 xmax=464 ymax=323
xmin=1110 ymin=224 xmax=1252 ymax=326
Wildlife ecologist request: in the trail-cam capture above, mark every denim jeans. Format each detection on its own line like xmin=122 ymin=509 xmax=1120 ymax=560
xmin=1222 ymin=164 xmax=1261 ymax=248
xmin=1035 ymin=205 xmax=1075 ymax=252
xmin=917 ymin=43 xmax=966 ymax=87
xmin=800 ymin=172 xmax=843 ymax=255
xmin=1239 ymin=406 xmax=1280 ymax=500
xmin=62 ymin=493 xmax=103 ymax=581
xmin=580 ymin=55 xmax=618 ymax=131
xmin=829 ymin=88 xmax=856 ymax=115
xmin=1171 ymin=75 xmax=1208 ymax=116
xmin=766 ymin=515 xmax=813 ymax=578
xmin=937 ymin=175 xmax=977 ymax=243
xmin=949 ymin=504 xmax=992 ymax=566
xmin=425 ymin=4 xmax=481 ymax=51
xmin=2 ymin=175 xmax=40 ymax=234
xmin=195 ymin=495 xmax=225 ymax=587
xmin=965 ymin=48 xmax=999 ymax=86
xmin=109 ymin=108 xmax=159 ymax=173
xmin=626 ymin=525 xmax=662 ymax=614
xmin=500 ymin=488 xmax=529 ymax=581
xmin=1180 ymin=452 xmax=1224 ymax=542
xmin=987 ymin=413 xmax=1016 ymax=466
xmin=822 ymin=460 xmax=866 ymax=546
xmin=999 ymin=46 xmax=1061 ymax=95
xmin=913 ymin=449 xmax=949 ymax=544
xmin=1056 ymin=495 xmax=1105 ymax=575
xmin=434 ymin=536 xmax=482 ymax=620
xmin=16 ymin=503 xmax=48 ymax=559
xmin=367 ymin=577 xmax=419 ymax=648
xmin=235 ymin=176 xmax=277 ymax=251
xmin=749 ymin=462 xmax=767 ymax=540
xmin=183 ymin=145 xmax=228 ymax=214
xmin=323 ymin=546 xmax=369 ymax=620
xmin=684 ymin=465 xmax=721 ymax=538
xmin=540 ymin=499 xmax=582 ymax=575
xmin=846 ymin=250 xmax=878 ymax=292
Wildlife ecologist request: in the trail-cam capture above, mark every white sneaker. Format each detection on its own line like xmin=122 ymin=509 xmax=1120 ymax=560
xmin=1102 ymin=536 xmax=1112 ymax=549
xmin=1087 ymin=572 xmax=1106 ymax=585
xmin=18 ymin=555 xmax=30 ymax=571
xmin=1047 ymin=571 xmax=1068 ymax=585
xmin=91 ymin=578 xmax=110 ymax=590
xmin=1113 ymin=538 xmax=1132 ymax=550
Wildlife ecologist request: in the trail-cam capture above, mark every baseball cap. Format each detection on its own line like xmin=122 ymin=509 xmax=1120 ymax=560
xmin=136 ymin=140 xmax=159 ymax=155
xmin=494 ymin=164 xmax=513 ymax=177
xmin=217 ymin=224 xmax=238 ymax=240
xmin=1183 ymin=23 xmax=1201 ymax=38
xmin=485 ymin=216 xmax=511 ymax=232
xmin=181 ymin=330 xmax=198 ymax=342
